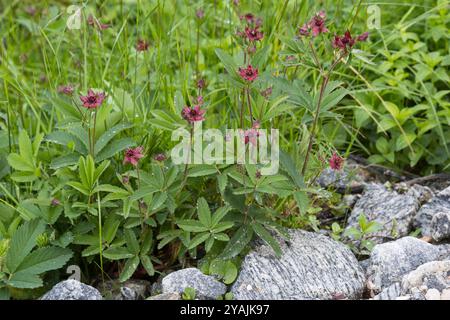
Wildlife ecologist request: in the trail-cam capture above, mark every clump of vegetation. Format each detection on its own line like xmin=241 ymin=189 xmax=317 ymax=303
xmin=0 ymin=0 xmax=447 ymax=299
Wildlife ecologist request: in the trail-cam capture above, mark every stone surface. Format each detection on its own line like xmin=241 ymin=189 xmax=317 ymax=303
xmin=146 ymin=292 xmax=181 ymax=300
xmin=41 ymin=280 xmax=102 ymax=300
xmin=373 ymin=282 xmax=401 ymax=300
xmin=161 ymin=268 xmax=226 ymax=299
xmin=425 ymin=288 xmax=441 ymax=300
xmin=441 ymin=289 xmax=450 ymax=300
xmin=316 ymin=165 xmax=367 ymax=194
xmin=431 ymin=211 xmax=450 ymax=242
xmin=345 ymin=184 xmax=420 ymax=243
xmin=366 ymin=237 xmax=449 ymax=293
xmin=401 ymin=260 xmax=450 ymax=293
xmin=415 ymin=186 xmax=450 ymax=237
xmin=99 ymin=279 xmax=150 ymax=300
xmin=231 ymin=229 xmax=365 ymax=300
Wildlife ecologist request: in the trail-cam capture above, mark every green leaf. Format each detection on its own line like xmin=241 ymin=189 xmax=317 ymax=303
xmin=7 ymin=272 xmax=43 ymax=289
xmin=94 ymin=122 xmax=133 ymax=156
xmin=215 ymin=49 xmax=239 ymax=79
xmin=95 ymin=138 xmax=135 ymax=162
xmin=219 ymin=225 xmax=253 ymax=259
xmin=7 ymin=153 xmax=34 ymax=172
xmin=140 ymin=255 xmax=155 ymax=276
xmin=67 ymin=181 xmax=91 ymax=196
xmin=252 ymin=223 xmax=282 ymax=257
xmin=14 ymin=246 xmax=72 ymax=275
xmin=211 ymin=221 xmax=234 ymax=233
xmin=188 ymin=165 xmax=218 ymax=177
xmin=211 ymin=206 xmax=231 ymax=226
xmin=197 ymin=198 xmax=211 ymax=228
xmin=103 ymin=247 xmax=134 ymax=260
xmin=18 ymin=130 xmax=33 ymax=166
xmin=224 ymin=187 xmax=246 ymax=211
xmin=124 ymin=229 xmax=140 ymax=255
xmin=177 ymin=220 xmax=209 ymax=232
xmin=45 ymin=131 xmax=87 ymax=154
xmin=6 ymin=219 xmax=45 ymax=274
xmin=93 ymin=184 xmax=128 ymax=195
xmin=50 ymin=154 xmax=80 ymax=169
xmin=140 ymin=229 xmax=153 ymax=254
xmin=188 ymin=232 xmax=210 ymax=249
xmin=119 ymin=256 xmax=140 ymax=282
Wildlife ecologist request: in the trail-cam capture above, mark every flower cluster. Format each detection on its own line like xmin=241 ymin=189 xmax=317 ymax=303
xmin=124 ymin=146 xmax=144 ymax=166
xmin=237 ymin=13 xmax=264 ymax=43
xmin=244 ymin=121 xmax=261 ymax=145
xmin=332 ymin=30 xmax=369 ymax=52
xmin=58 ymin=84 xmax=74 ymax=96
xmin=329 ymin=152 xmax=344 ymax=171
xmin=238 ymin=65 xmax=259 ymax=82
xmin=80 ymin=89 xmax=106 ymax=109
xmin=298 ymin=10 xmax=328 ymax=37
xmin=136 ymin=39 xmax=150 ymax=52
xmin=181 ymin=96 xmax=206 ymax=123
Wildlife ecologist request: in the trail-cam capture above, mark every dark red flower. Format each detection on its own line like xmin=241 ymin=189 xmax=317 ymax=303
xmin=124 ymin=146 xmax=144 ymax=166
xmin=308 ymin=10 xmax=328 ymax=37
xmin=244 ymin=122 xmax=261 ymax=145
xmin=332 ymin=30 xmax=365 ymax=51
xmin=182 ymin=105 xmax=206 ymax=123
xmin=196 ymin=9 xmax=205 ymax=19
xmin=357 ymin=32 xmax=369 ymax=42
xmin=154 ymin=153 xmax=166 ymax=162
xmin=298 ymin=23 xmax=310 ymax=36
xmin=238 ymin=65 xmax=259 ymax=82
xmin=242 ymin=13 xmax=255 ymax=24
xmin=245 ymin=26 xmax=264 ymax=42
xmin=329 ymin=153 xmax=344 ymax=171
xmin=58 ymin=84 xmax=74 ymax=96
xmin=136 ymin=39 xmax=150 ymax=52
xmin=80 ymin=89 xmax=106 ymax=109
xmin=197 ymin=78 xmax=206 ymax=89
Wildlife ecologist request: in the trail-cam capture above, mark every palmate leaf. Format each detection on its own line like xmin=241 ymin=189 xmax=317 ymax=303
xmin=177 ymin=220 xmax=209 ymax=232
xmin=196 ymin=198 xmax=211 ymax=228
xmin=14 ymin=246 xmax=72 ymax=275
xmin=5 ymin=219 xmax=45 ymax=274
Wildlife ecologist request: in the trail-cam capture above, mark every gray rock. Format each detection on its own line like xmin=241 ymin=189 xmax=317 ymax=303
xmin=366 ymin=237 xmax=450 ymax=293
xmin=431 ymin=211 xmax=450 ymax=242
xmin=317 ymin=166 xmax=366 ymax=194
xmin=161 ymin=268 xmax=226 ymax=299
xmin=415 ymin=186 xmax=450 ymax=237
xmin=231 ymin=229 xmax=365 ymax=300
xmin=99 ymin=279 xmax=150 ymax=300
xmin=41 ymin=280 xmax=102 ymax=300
xmin=401 ymin=260 xmax=450 ymax=293
xmin=146 ymin=292 xmax=181 ymax=300
xmin=345 ymin=184 xmax=420 ymax=243
xmin=373 ymin=282 xmax=401 ymax=300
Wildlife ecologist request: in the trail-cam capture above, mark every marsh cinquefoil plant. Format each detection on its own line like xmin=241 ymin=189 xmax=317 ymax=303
xmin=0 ymin=2 xmax=380 ymax=300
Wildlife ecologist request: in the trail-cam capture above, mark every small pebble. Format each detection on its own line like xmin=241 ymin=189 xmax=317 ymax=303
xmin=425 ymin=288 xmax=441 ymax=300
